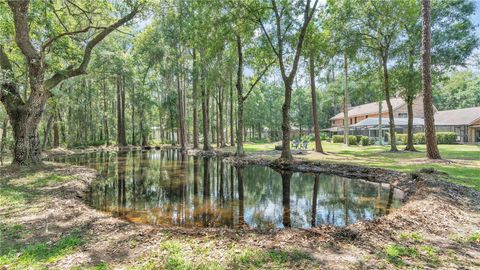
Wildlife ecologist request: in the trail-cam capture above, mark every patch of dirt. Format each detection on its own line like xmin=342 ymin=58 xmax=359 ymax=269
xmin=1 ymin=154 xmax=479 ymax=269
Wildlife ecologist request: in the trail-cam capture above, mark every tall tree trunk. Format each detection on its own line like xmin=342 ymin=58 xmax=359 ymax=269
xmin=309 ymin=54 xmax=323 ymax=153
xmin=103 ymin=76 xmax=110 ymax=145
xmin=235 ymin=35 xmax=245 ymax=156
xmin=421 ymin=0 xmax=441 ymax=159
xmin=230 ymin=73 xmax=235 ymax=146
xmin=42 ymin=114 xmax=54 ymax=149
xmin=177 ymin=71 xmax=187 ymax=150
xmin=192 ymin=48 xmax=199 ymax=149
xmin=218 ymin=85 xmax=225 ymax=147
xmin=280 ymin=80 xmax=293 ymax=160
xmin=53 ymin=112 xmax=59 ymax=148
xmin=117 ymin=75 xmax=127 ymax=147
xmin=0 ymin=117 xmax=8 ymax=166
xmin=131 ymin=82 xmax=136 ymax=145
xmin=343 ymin=53 xmax=350 ymax=146
xmin=200 ymin=48 xmax=212 ymax=151
xmin=404 ymin=96 xmax=416 ymax=151
xmin=381 ymin=55 xmax=398 ymax=152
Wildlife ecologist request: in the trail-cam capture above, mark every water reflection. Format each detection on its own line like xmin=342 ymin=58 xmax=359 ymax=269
xmin=51 ymin=150 xmax=403 ymax=229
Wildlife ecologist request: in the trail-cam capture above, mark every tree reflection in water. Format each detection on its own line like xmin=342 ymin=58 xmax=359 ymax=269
xmin=51 ymin=149 xmax=404 ymax=229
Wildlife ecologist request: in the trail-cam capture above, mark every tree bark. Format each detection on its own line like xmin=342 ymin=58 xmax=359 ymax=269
xmin=192 ymin=48 xmax=199 ymax=149
xmin=309 ymin=53 xmax=323 ymax=153
xmin=230 ymin=73 xmax=235 ymax=146
xmin=117 ymin=75 xmax=127 ymax=147
xmin=421 ymin=0 xmax=441 ymax=159
xmin=381 ymin=55 xmax=398 ymax=152
xmin=131 ymin=81 xmax=136 ymax=145
xmin=218 ymin=85 xmax=226 ymax=147
xmin=42 ymin=114 xmax=54 ymax=149
xmin=200 ymin=48 xmax=212 ymax=151
xmin=53 ymin=112 xmax=59 ymax=148
xmin=404 ymin=96 xmax=416 ymax=151
xmin=235 ymin=35 xmax=245 ymax=156
xmin=103 ymin=76 xmax=110 ymax=145
xmin=0 ymin=118 xmax=8 ymax=166
xmin=177 ymin=70 xmax=187 ymax=150
xmin=343 ymin=53 xmax=350 ymax=146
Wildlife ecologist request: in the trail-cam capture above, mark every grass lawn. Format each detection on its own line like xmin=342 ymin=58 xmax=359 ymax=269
xmin=242 ymin=142 xmax=480 ymax=191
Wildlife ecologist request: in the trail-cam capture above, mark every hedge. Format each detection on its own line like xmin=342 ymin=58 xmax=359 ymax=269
xmin=396 ymin=132 xmax=457 ymax=145
xmin=360 ymin=136 xmax=374 ymax=146
xmin=332 ymin=135 xmax=343 ymax=143
xmin=332 ymin=135 xmax=358 ymax=145
xmin=436 ymin=132 xmax=457 ymax=144
xmin=396 ymin=134 xmax=407 ymax=145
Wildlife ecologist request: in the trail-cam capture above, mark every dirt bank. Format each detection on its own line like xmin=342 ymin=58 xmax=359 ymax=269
xmin=1 ymin=153 xmax=479 ymax=269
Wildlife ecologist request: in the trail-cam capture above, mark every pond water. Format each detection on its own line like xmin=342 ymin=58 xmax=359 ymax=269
xmin=50 ymin=150 xmax=404 ymax=229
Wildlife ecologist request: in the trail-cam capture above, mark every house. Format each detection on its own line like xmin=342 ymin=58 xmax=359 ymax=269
xmin=327 ymin=95 xmax=480 ymax=144
xmin=329 ymin=95 xmax=427 ymax=128
xmin=434 ymin=106 xmax=480 ymax=143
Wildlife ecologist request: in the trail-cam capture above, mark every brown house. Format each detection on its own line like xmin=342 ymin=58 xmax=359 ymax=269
xmin=435 ymin=106 xmax=480 ymax=143
xmin=330 ymin=96 xmax=427 ymax=128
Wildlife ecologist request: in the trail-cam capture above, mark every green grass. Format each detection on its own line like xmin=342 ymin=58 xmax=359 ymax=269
xmin=0 ymin=168 xmax=83 ymax=269
xmin=242 ymin=141 xmax=480 ymax=191
xmin=127 ymin=239 xmax=315 ymax=270
xmin=0 ymin=230 xmax=83 ymax=269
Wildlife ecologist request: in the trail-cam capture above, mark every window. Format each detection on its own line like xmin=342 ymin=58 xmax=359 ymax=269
xmin=398 ymin=113 xmax=408 ymax=118
xmin=366 ymin=115 xmax=369 ymax=119
xmin=354 ymin=117 xmax=357 ymax=123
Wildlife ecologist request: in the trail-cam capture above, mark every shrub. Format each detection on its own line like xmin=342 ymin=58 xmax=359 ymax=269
xmin=396 ymin=134 xmax=408 ymax=145
xmin=332 ymin=135 xmax=357 ymax=145
xmin=355 ymin=135 xmax=363 ymax=144
xmin=348 ymin=135 xmax=358 ymax=145
xmin=320 ymin=132 xmax=330 ymax=141
xmin=413 ymin=133 xmax=426 ymax=144
xmin=332 ymin=135 xmax=343 ymax=143
xmin=410 ymin=132 xmax=457 ymax=145
xmin=360 ymin=136 xmax=369 ymax=146
xmin=436 ymin=132 xmax=457 ymax=144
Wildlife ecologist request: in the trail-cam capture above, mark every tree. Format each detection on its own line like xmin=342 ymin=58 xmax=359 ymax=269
xmin=354 ymin=0 xmax=404 ymax=152
xmin=421 ymin=0 xmax=441 ymax=159
xmin=256 ymin=0 xmax=320 ymax=160
xmin=0 ymin=1 xmax=141 ymax=165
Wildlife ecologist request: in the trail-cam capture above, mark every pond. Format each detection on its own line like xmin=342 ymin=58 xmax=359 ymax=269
xmin=50 ymin=149 xmax=404 ymax=229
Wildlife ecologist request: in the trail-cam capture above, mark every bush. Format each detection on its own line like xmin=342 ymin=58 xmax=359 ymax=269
xmin=360 ymin=136 xmax=375 ymax=146
xmin=332 ymin=135 xmax=343 ymax=143
xmin=396 ymin=134 xmax=407 ymax=145
xmin=332 ymin=135 xmax=357 ymax=145
xmin=408 ymin=132 xmax=457 ymax=145
xmin=355 ymin=135 xmax=363 ymax=144
xmin=413 ymin=133 xmax=426 ymax=144
xmin=436 ymin=132 xmax=457 ymax=144
xmin=360 ymin=136 xmax=369 ymax=146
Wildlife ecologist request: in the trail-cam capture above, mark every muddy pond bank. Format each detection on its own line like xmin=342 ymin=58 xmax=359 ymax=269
xmin=4 ymin=147 xmax=475 ymax=268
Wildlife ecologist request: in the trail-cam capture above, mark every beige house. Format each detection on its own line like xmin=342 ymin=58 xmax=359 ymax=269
xmin=327 ymin=95 xmax=480 ymax=144
xmin=329 ymin=96 xmax=427 ymax=128
xmin=435 ymin=106 xmax=480 ymax=143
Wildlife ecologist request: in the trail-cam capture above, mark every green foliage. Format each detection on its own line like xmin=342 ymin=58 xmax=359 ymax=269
xmin=413 ymin=133 xmax=426 ymax=144
xmin=332 ymin=135 xmax=357 ymax=145
xmin=396 ymin=134 xmax=407 ymax=145
xmin=360 ymin=136 xmax=374 ymax=146
xmin=411 ymin=132 xmax=457 ymax=145
xmin=384 ymin=244 xmax=418 ymax=266
xmin=332 ymin=135 xmax=344 ymax=143
xmin=436 ymin=132 xmax=458 ymax=144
